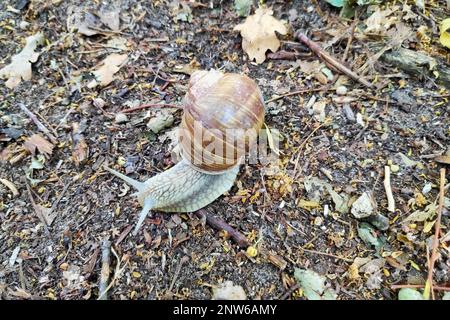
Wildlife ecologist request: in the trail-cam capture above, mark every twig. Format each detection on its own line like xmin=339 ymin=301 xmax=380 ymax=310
xmin=384 ymin=166 xmax=396 ymax=213
xmin=194 ymin=209 xmax=249 ymax=247
xmin=50 ymin=181 xmax=72 ymax=214
xmin=267 ymin=50 xmax=310 ymax=61
xmin=278 ymin=284 xmax=300 ymax=300
xmin=168 ymin=256 xmax=189 ymax=293
xmin=98 ymin=239 xmax=111 ymax=300
xmin=266 ymin=86 xmax=333 ymax=103
xmin=342 ymin=16 xmax=358 ymax=62
xmin=426 ymin=168 xmax=446 ymax=300
xmin=120 ymin=103 xmax=180 ymax=113
xmin=292 ymin=119 xmax=331 ymax=178
xmin=114 ymin=225 xmax=133 ymax=247
xmin=97 ymin=247 xmax=126 ymax=300
xmin=18 ymin=103 xmax=57 ymax=144
xmin=296 ymin=33 xmax=373 ymax=88
xmin=391 ymin=284 xmax=450 ymax=291
xmin=301 ymin=248 xmax=353 ymax=262
xmin=25 ymin=183 xmax=50 ymax=234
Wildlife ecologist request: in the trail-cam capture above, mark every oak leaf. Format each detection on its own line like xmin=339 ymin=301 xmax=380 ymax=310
xmin=234 ymin=7 xmax=287 ymax=64
xmin=24 ymin=134 xmax=54 ymax=157
xmin=0 ymin=33 xmax=44 ymax=89
xmin=87 ymin=53 xmax=127 ymax=88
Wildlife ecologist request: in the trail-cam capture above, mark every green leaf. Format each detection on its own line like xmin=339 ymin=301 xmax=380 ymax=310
xmin=326 ymin=0 xmax=345 ymax=7
xmin=294 ymin=269 xmax=337 ymax=300
xmin=234 ymin=0 xmax=253 ymax=17
xmin=357 ymin=222 xmax=386 ymax=252
xmin=398 ymin=288 xmax=424 ymax=300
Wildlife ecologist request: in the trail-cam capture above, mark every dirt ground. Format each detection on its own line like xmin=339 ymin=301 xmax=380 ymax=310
xmin=0 ymin=0 xmax=449 ymax=300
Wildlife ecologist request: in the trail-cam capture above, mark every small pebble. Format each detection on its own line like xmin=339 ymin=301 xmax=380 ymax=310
xmin=336 ymin=85 xmax=347 ymax=95
xmin=19 ymin=21 xmax=30 ymax=30
xmin=115 ymin=113 xmax=129 ymax=124
xmin=390 ymin=164 xmax=400 ymax=172
xmin=356 ymin=113 xmax=365 ymax=127
xmin=342 ymin=103 xmax=356 ymax=122
xmin=93 ymin=97 xmax=106 ymax=109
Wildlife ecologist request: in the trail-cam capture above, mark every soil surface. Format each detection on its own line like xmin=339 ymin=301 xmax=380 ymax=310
xmin=0 ymin=0 xmax=449 ymax=300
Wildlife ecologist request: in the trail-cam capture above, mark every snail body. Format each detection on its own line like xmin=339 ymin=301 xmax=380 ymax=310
xmin=105 ymin=70 xmax=265 ymax=235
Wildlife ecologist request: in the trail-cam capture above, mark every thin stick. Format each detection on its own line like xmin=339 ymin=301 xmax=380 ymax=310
xmin=426 ymin=168 xmax=446 ymax=299
xmin=25 ymin=183 xmax=50 ymax=234
xmin=384 ymin=166 xmax=396 ymax=212
xmin=301 ymin=248 xmax=353 ymax=262
xmin=97 ymin=247 xmax=125 ymax=300
xmin=342 ymin=16 xmax=358 ymax=62
xmin=18 ymin=103 xmax=57 ymax=144
xmin=292 ymin=119 xmax=331 ymax=178
xmin=278 ymin=284 xmax=300 ymax=300
xmin=266 ymin=86 xmax=333 ymax=103
xmin=120 ymin=103 xmax=180 ymax=114
xmin=391 ymin=284 xmax=450 ymax=291
xmin=194 ymin=209 xmax=249 ymax=248
xmin=98 ymin=239 xmax=111 ymax=300
xmin=168 ymin=256 xmax=189 ymax=293
xmin=296 ymin=33 xmax=373 ymax=88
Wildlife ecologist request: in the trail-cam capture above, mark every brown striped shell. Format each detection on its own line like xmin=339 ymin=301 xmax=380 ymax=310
xmin=179 ymin=70 xmax=265 ymax=174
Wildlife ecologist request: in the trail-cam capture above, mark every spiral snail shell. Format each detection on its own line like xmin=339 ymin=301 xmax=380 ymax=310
xmin=105 ymin=70 xmax=265 ymax=235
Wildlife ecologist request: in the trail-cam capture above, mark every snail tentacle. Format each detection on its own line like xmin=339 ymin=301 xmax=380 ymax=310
xmin=104 ymin=166 xmax=145 ymax=192
xmin=133 ymin=197 xmax=156 ymax=236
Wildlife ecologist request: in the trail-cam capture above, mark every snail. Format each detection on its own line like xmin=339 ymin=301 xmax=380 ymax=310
xmin=105 ymin=70 xmax=265 ymax=235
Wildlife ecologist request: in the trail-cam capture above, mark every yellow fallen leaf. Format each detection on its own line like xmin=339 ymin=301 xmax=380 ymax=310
xmin=0 ymin=32 xmax=44 ymax=88
xmin=234 ymin=7 xmax=287 ymax=64
xmin=87 ymin=53 xmax=128 ymax=88
xmin=409 ymin=260 xmax=421 ymax=271
xmin=423 ymin=279 xmax=431 ymax=300
xmin=347 ymin=263 xmax=360 ymax=280
xmin=264 ymin=124 xmax=280 ymax=156
xmin=423 ymin=219 xmax=435 ymax=233
xmin=298 ymin=199 xmax=320 ymax=210
xmin=439 ymin=18 xmax=450 ymax=49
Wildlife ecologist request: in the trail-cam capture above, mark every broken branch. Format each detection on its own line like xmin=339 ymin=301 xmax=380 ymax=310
xmin=296 ymin=33 xmax=373 ymax=88
xmin=18 ymin=103 xmax=57 ymax=144
xmin=98 ymin=239 xmax=111 ymax=300
xmin=426 ymin=167 xmax=446 ymax=299
xmin=194 ymin=209 xmax=249 ymax=248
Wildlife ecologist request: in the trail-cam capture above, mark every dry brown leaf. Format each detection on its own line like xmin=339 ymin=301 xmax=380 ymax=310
xmin=87 ymin=53 xmax=127 ymax=88
xmin=387 ymin=22 xmax=415 ymax=48
xmin=365 ymin=7 xmax=397 ymax=34
xmin=67 ymin=6 xmax=101 ymax=36
xmin=98 ymin=8 xmax=120 ymax=31
xmin=72 ymin=122 xmax=89 ymax=166
xmin=234 ymin=7 xmax=287 ymax=64
xmin=0 ymin=33 xmax=44 ymax=89
xmin=23 ymin=134 xmax=54 ymax=157
xmin=435 ymin=155 xmax=450 ymax=165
